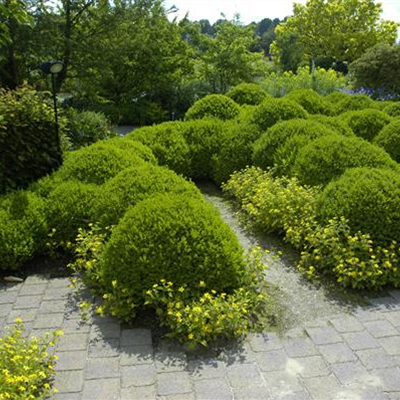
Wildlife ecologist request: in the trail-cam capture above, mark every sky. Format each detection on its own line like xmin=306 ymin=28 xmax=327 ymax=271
xmin=163 ymin=0 xmax=400 ymax=25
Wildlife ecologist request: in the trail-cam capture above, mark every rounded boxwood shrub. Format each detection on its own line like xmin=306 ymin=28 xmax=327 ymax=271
xmin=383 ymin=102 xmax=400 ymax=117
xmin=127 ymin=122 xmax=191 ymax=176
xmin=226 ymin=83 xmax=268 ymax=106
xmin=335 ymin=94 xmax=377 ymax=114
xmin=341 ymin=109 xmax=392 ymax=142
xmin=309 ymin=115 xmax=354 ymax=136
xmin=318 ymin=167 xmax=400 ymax=245
xmin=57 ymin=143 xmax=146 ymax=185
xmin=293 ymin=135 xmax=400 ymax=187
xmin=252 ymin=119 xmax=335 ymax=169
xmin=46 ymin=181 xmax=100 ymax=243
xmin=185 ymin=94 xmax=240 ymax=121
xmin=101 ymin=193 xmax=246 ymax=312
xmin=325 ymin=91 xmax=351 ymax=105
xmin=92 ymin=164 xmax=201 ymax=228
xmin=251 ymin=98 xmax=308 ymax=131
xmin=103 ymin=137 xmax=157 ymax=164
xmin=373 ymin=119 xmax=400 ymax=163
xmin=0 ymin=191 xmax=47 ymax=270
xmin=286 ymin=89 xmax=333 ymax=115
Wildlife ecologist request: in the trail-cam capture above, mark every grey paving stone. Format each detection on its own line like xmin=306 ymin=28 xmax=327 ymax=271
xmin=58 ymin=333 xmax=89 ymax=351
xmin=88 ymin=337 xmax=119 ymax=357
xmin=82 ymin=378 xmax=120 ymax=400
xmin=364 ymin=319 xmax=399 ymax=338
xmin=24 ymin=275 xmax=49 ymax=285
xmin=48 ymin=277 xmax=71 ymax=289
xmin=306 ymin=326 xmax=342 ymax=345
xmin=357 ymin=348 xmax=398 ymax=370
xmin=155 ymin=351 xmax=187 ymax=372
xmin=271 ymin=391 xmax=311 ymax=400
xmin=43 ymin=288 xmax=71 ymax=301
xmin=85 ymin=357 xmax=120 ymax=379
xmin=341 ymin=330 xmax=379 ymax=350
xmin=0 ymin=290 xmax=18 ymax=304
xmin=227 ymin=363 xmax=263 ymax=388
xmin=158 ymin=393 xmax=196 ymax=400
xmin=52 ymin=393 xmax=81 ymax=400
xmin=387 ymin=393 xmax=400 ymax=400
xmin=283 ymin=337 xmax=319 ymax=358
xmin=19 ymin=283 xmax=47 ymax=296
xmin=219 ymin=342 xmax=257 ymax=364
xmin=263 ymin=370 xmax=303 ymax=398
xmin=6 ymin=308 xmax=37 ymax=323
xmin=54 ymin=370 xmax=84 ymax=393
xmin=90 ymin=322 xmax=120 ymax=340
xmin=352 ymin=307 xmax=382 ymax=322
xmin=249 ymin=332 xmax=282 ymax=352
xmin=317 ymin=342 xmax=357 ymax=363
xmin=385 ymin=311 xmax=400 ymax=328
xmin=187 ymin=358 xmax=227 ymax=380
xmin=120 ymin=345 xmax=154 ymax=366
xmin=334 ymin=385 xmax=389 ymax=400
xmin=256 ymin=349 xmax=288 ymax=372
xmin=378 ymin=336 xmax=400 ymax=355
xmin=61 ymin=318 xmax=91 ymax=334
xmin=194 ymin=378 xmax=232 ymax=400
xmin=331 ymin=361 xmax=377 ymax=386
xmin=121 ymin=364 xmax=156 ymax=387
xmin=293 ymin=356 xmax=330 ymax=378
xmin=302 ymin=375 xmax=341 ymax=400
xmin=33 ymin=313 xmax=64 ymax=329
xmin=121 ymin=328 xmax=152 ymax=346
xmin=121 ymin=385 xmax=156 ymax=400
xmin=0 ymin=303 xmax=13 ymax=318
xmin=14 ymin=294 xmax=42 ymax=309
xmin=372 ymin=367 xmax=400 ymax=392
xmin=157 ymin=371 xmax=192 ymax=396
xmin=38 ymin=300 xmax=66 ymax=314
xmin=389 ymin=290 xmax=400 ymax=301
xmin=369 ymin=297 xmax=399 ymax=312
xmin=55 ymin=350 xmax=88 ymax=371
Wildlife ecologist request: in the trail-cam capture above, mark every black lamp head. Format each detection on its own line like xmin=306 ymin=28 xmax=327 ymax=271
xmin=39 ymin=61 xmax=64 ymax=74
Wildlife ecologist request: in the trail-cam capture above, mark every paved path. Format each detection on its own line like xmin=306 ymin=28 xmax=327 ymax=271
xmin=1 ymin=275 xmax=400 ymax=400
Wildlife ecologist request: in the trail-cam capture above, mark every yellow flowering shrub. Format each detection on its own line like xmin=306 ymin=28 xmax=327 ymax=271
xmin=0 ymin=319 xmax=63 ymax=400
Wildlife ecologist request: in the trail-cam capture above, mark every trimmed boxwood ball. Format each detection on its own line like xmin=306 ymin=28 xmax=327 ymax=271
xmin=318 ymin=168 xmax=400 ymax=245
xmin=325 ymin=91 xmax=351 ymax=105
xmin=292 ymin=135 xmax=400 ymax=187
xmin=57 ymin=143 xmax=146 ymax=185
xmin=46 ymin=181 xmax=100 ymax=243
xmin=127 ymin=122 xmax=191 ymax=176
xmin=226 ymin=83 xmax=268 ymax=105
xmin=383 ymin=102 xmax=400 ymax=117
xmin=309 ymin=115 xmax=354 ymax=136
xmin=341 ymin=109 xmax=392 ymax=142
xmin=101 ymin=193 xmax=246 ymax=311
xmin=251 ymin=98 xmax=308 ymax=131
xmin=92 ymin=164 xmax=201 ymax=228
xmin=252 ymin=119 xmax=335 ymax=169
xmin=335 ymin=94 xmax=377 ymax=114
xmin=0 ymin=191 xmax=47 ymax=270
xmin=373 ymin=119 xmax=400 ymax=163
xmin=286 ymin=89 xmax=333 ymax=115
xmin=185 ymin=94 xmax=240 ymax=121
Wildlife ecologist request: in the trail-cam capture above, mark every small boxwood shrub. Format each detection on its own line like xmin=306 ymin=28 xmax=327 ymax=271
xmin=292 ymin=135 xmax=399 ymax=187
xmin=251 ymin=98 xmax=308 ymax=131
xmin=185 ymin=94 xmax=240 ymax=121
xmin=0 ymin=191 xmax=47 ymax=270
xmin=128 ymin=122 xmax=191 ymax=176
xmin=92 ymin=164 xmax=201 ymax=228
xmin=324 ymin=91 xmax=351 ymax=104
xmin=309 ymin=115 xmax=354 ymax=136
xmin=252 ymin=119 xmax=335 ymax=169
xmin=383 ymin=102 xmax=400 ymax=117
xmin=318 ymin=167 xmax=400 ymax=245
xmin=226 ymin=83 xmax=268 ymax=105
xmin=57 ymin=143 xmax=146 ymax=185
xmin=341 ymin=109 xmax=392 ymax=141
xmin=100 ymin=193 xmax=246 ymax=320
xmin=286 ymin=89 xmax=333 ymax=115
xmin=373 ymin=120 xmax=400 ymax=163
xmin=335 ymin=94 xmax=377 ymax=114
xmin=103 ymin=137 xmax=157 ymax=164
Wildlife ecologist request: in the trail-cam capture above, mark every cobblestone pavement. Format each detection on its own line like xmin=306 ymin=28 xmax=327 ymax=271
xmin=1 ymin=275 xmax=400 ymax=400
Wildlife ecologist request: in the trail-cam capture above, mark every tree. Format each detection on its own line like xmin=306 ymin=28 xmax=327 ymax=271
xmin=272 ymin=0 xmax=398 ymax=70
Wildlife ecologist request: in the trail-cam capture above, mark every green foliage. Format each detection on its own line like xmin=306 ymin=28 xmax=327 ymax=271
xmin=100 ymin=193 xmax=246 ymax=321
xmin=292 ymin=135 xmax=399 ymax=186
xmin=0 ymin=191 xmax=47 ymax=270
xmin=285 ymin=89 xmax=333 ymax=115
xmin=185 ymin=94 xmax=240 ymax=121
xmin=226 ymin=83 xmax=268 ymax=105
xmin=0 ymin=86 xmax=65 ymax=194
xmin=341 ymin=109 xmax=392 ymax=141
xmin=325 ymin=91 xmax=351 ymax=104
xmin=335 ymin=94 xmax=377 ymax=114
xmin=251 ymin=98 xmax=308 ymax=132
xmin=383 ymin=102 xmax=400 ymax=117
xmin=0 ymin=319 xmax=62 ymax=400
xmin=57 ymin=142 xmax=146 ymax=185
xmin=309 ymin=114 xmax=353 ymax=136
xmin=318 ymin=167 xmax=400 ymax=245
xmin=373 ymin=120 xmax=400 ymax=163
xmin=92 ymin=164 xmax=201 ymax=228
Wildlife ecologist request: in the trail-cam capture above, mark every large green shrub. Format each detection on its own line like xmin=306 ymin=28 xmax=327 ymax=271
xmin=325 ymin=91 xmax=351 ymax=104
xmin=100 ymin=193 xmax=246 ymax=319
xmin=383 ymin=102 xmax=400 ymax=117
xmin=341 ymin=109 xmax=392 ymax=141
xmin=0 ymin=191 xmax=47 ymax=270
xmin=0 ymin=86 xmax=65 ymax=194
xmin=285 ymin=89 xmax=333 ymax=115
xmin=92 ymin=164 xmax=201 ymax=228
xmin=185 ymin=94 xmax=240 ymax=121
xmin=226 ymin=83 xmax=268 ymax=105
xmin=251 ymin=98 xmax=308 ymax=131
xmin=373 ymin=120 xmax=400 ymax=163
xmin=309 ymin=115 xmax=353 ymax=136
xmin=318 ymin=167 xmax=400 ymax=245
xmin=292 ymin=135 xmax=399 ymax=187
xmin=335 ymin=94 xmax=377 ymax=114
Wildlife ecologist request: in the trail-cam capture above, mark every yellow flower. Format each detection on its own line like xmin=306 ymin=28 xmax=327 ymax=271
xmin=188 ymin=333 xmax=194 ymax=340
xmin=14 ymin=317 xmax=23 ymax=324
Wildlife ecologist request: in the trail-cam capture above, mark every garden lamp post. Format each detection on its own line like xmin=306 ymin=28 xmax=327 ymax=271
xmin=39 ymin=60 xmax=64 ymax=165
